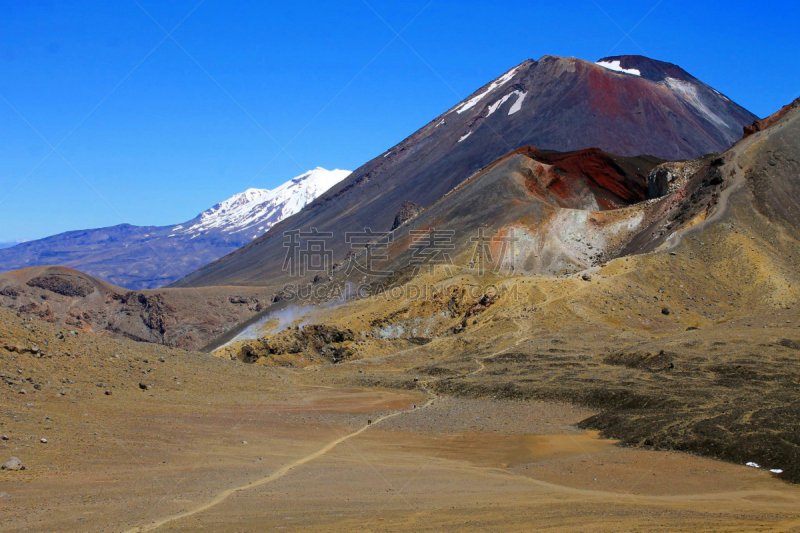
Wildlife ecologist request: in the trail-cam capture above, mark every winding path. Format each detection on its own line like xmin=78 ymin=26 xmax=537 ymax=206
xmin=124 ymin=395 xmax=435 ymax=533
xmin=466 ymin=337 xmax=528 ymax=377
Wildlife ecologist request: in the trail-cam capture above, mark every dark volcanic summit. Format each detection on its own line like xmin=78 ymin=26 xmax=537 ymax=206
xmin=595 ymin=54 xmax=756 ymax=149
xmin=174 ymin=54 xmax=756 ymax=289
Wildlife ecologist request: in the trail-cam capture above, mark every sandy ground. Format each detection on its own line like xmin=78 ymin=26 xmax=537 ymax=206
xmin=3 ymin=372 xmax=800 ymax=533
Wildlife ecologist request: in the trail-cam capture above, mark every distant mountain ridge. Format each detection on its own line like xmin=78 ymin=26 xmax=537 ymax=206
xmin=0 ymin=168 xmax=350 ymax=290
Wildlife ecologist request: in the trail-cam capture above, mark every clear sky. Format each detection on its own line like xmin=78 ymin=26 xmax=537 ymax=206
xmin=1 ymin=0 xmax=798 ymax=242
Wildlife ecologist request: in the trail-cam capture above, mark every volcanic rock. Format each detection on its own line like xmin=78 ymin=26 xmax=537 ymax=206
xmin=743 ymin=97 xmax=800 ymax=137
xmin=392 ymin=201 xmax=425 ymax=230
xmin=26 ymin=271 xmax=95 ymax=297
xmin=2 ymin=457 xmax=25 ymax=471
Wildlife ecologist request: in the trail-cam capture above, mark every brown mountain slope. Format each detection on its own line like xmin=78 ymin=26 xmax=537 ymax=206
xmin=173 ymin=54 xmax=756 ymax=289
xmin=0 ymin=266 xmax=276 ymax=349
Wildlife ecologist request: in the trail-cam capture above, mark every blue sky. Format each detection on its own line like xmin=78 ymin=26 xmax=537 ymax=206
xmin=0 ymin=0 xmax=798 ymax=242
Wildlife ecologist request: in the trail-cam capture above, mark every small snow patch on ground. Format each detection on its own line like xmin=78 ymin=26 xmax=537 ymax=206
xmin=746 ymin=462 xmax=760 ymax=468
xmin=508 ymin=91 xmax=527 ymax=115
xmin=452 ymin=68 xmax=518 ymax=114
xmin=487 ymin=93 xmax=515 ymax=117
xmin=458 ymin=131 xmax=473 ymax=142
xmin=770 ymin=469 xmax=784 ymax=474
xmin=487 ymin=90 xmax=527 ymax=117
xmin=596 ymin=60 xmax=641 ymax=76
xmin=710 ymin=87 xmax=731 ymax=102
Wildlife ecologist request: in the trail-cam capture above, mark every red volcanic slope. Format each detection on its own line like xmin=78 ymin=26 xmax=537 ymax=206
xmin=516 ymin=147 xmax=657 ymax=209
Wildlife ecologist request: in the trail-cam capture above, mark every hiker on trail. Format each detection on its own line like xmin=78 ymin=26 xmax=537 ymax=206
xmin=368 ymin=419 xmax=372 ymax=425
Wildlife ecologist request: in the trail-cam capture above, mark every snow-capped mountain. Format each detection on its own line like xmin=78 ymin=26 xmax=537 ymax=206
xmin=174 ymin=168 xmax=351 ymax=240
xmin=0 ymin=168 xmax=350 ymax=290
